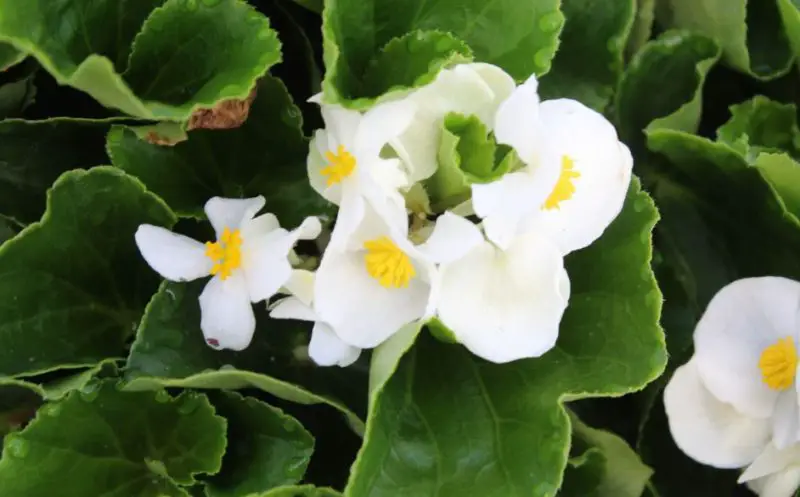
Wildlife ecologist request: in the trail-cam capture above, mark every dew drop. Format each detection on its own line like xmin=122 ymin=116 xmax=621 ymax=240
xmin=538 ymin=12 xmax=564 ymax=33
xmin=184 ymin=0 xmax=197 ymax=10
xmin=42 ymin=404 xmax=62 ymax=417
xmin=4 ymin=436 xmax=29 ymax=458
xmin=282 ymin=420 xmax=296 ymax=432
xmin=79 ymin=382 xmax=100 ymax=402
xmin=155 ymin=390 xmax=171 ymax=403
xmin=533 ymin=49 xmax=552 ymax=72
xmin=178 ymin=398 xmax=199 ymax=415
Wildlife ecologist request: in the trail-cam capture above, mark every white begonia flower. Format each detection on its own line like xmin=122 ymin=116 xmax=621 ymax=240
xmin=740 ymin=443 xmax=800 ymax=497
xmin=435 ymin=218 xmax=571 ymax=363
xmin=388 ymin=62 xmax=516 ymax=183
xmin=313 ymin=201 xmax=482 ymax=350
xmin=269 ymin=269 xmax=361 ymax=368
xmin=307 ymin=96 xmax=417 ymax=246
xmin=135 ymin=196 xmax=321 ymax=351
xmin=472 ymin=74 xmax=633 ymax=253
xmin=664 ymin=277 xmax=800 ymax=474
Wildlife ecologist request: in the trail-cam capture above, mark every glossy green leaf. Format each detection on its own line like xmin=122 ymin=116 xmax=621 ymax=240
xmin=344 ymin=179 xmax=665 ymax=497
xmin=204 ymin=392 xmax=313 ymax=497
xmin=0 ymin=168 xmax=175 ymax=377
xmin=626 ymin=0 xmax=656 ymax=59
xmin=716 ymin=96 xmax=800 ymax=160
xmin=559 ymin=413 xmax=652 ymax=497
xmin=656 ymin=0 xmax=794 ymax=79
xmin=257 ymin=485 xmax=343 ymax=497
xmin=0 ymin=42 xmax=23 ymax=71
xmin=539 ymin=0 xmax=635 ymax=111
xmin=755 ymin=153 xmax=800 ymax=219
xmin=616 ymin=31 xmax=720 ymax=155
xmin=0 ymin=118 xmax=120 ymax=224
xmin=358 ymin=30 xmax=473 ymax=104
xmin=0 ymin=381 xmax=226 ymax=497
xmin=108 ymin=75 xmax=331 ymax=226
xmin=0 ymin=0 xmax=280 ymax=120
xmin=125 ymin=281 xmax=366 ymax=434
xmin=777 ymin=0 xmax=800 ymax=60
xmin=0 ymin=73 xmax=36 ymax=118
xmin=322 ymin=0 xmax=563 ymax=104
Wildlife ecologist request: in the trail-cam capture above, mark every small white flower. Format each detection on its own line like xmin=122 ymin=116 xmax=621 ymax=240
xmin=313 ymin=201 xmax=481 ymax=349
xmin=307 ymin=96 xmax=416 ymax=246
xmin=270 ymin=269 xmax=361 ymax=368
xmin=388 ymin=62 xmax=516 ymax=183
xmin=435 ymin=219 xmax=571 ymax=363
xmin=740 ymin=442 xmax=800 ymax=497
xmin=472 ymin=74 xmax=633 ymax=253
xmin=664 ymin=277 xmax=800 ymax=477
xmin=135 ymin=196 xmax=320 ymax=351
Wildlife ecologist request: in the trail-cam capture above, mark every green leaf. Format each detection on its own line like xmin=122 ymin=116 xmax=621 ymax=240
xmin=125 ymin=281 xmax=366 ymax=434
xmin=716 ymin=96 xmax=800 ymax=160
xmin=257 ymin=485 xmax=343 ymax=497
xmin=424 ymin=113 xmax=513 ymax=210
xmin=560 ymin=412 xmax=652 ymax=497
xmin=0 ymin=167 xmax=175 ymax=377
xmin=108 ymin=75 xmax=331 ymax=226
xmin=0 ymin=380 xmax=42 ymax=437
xmin=358 ymin=30 xmax=473 ymax=104
xmin=344 ymin=179 xmax=665 ymax=497
xmin=755 ymin=153 xmax=800 ymax=219
xmin=0 ymin=42 xmax=23 ymax=71
xmin=0 ymin=72 xmax=36 ymax=118
xmin=0 ymin=381 xmax=226 ymax=497
xmin=616 ymin=31 xmax=720 ymax=155
xmin=626 ymin=0 xmax=656 ymax=59
xmin=322 ymin=0 xmax=563 ymax=104
xmin=539 ymin=0 xmax=635 ymax=111
xmin=0 ymin=0 xmax=280 ymax=120
xmin=0 ymin=118 xmax=122 ymax=224
xmin=777 ymin=0 xmax=800 ymax=60
xmin=204 ymin=392 xmax=313 ymax=497
xmin=656 ymin=0 xmax=794 ymax=79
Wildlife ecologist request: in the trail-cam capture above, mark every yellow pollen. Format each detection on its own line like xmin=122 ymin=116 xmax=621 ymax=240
xmin=543 ymin=155 xmax=581 ymax=210
xmin=321 ymin=145 xmax=356 ymax=186
xmin=205 ymin=227 xmax=243 ymax=281
xmin=759 ymin=336 xmax=798 ymax=390
xmin=363 ymin=236 xmax=416 ymax=288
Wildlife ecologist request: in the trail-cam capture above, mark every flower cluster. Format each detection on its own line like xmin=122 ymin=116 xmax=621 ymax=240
xmin=665 ymin=277 xmax=800 ymax=497
xmin=134 ymin=62 xmax=633 ymax=366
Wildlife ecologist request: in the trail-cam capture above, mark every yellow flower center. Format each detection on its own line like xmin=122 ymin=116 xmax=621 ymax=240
xmin=321 ymin=145 xmax=357 ymax=186
xmin=205 ymin=227 xmax=243 ymax=281
xmin=363 ymin=236 xmax=416 ymax=288
xmin=543 ymin=155 xmax=580 ymax=210
xmin=759 ymin=336 xmax=798 ymax=390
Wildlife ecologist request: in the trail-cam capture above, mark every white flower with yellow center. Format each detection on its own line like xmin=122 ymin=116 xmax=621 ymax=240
xmin=313 ymin=203 xmax=482 ymax=349
xmin=135 ymin=196 xmax=321 ymax=351
xmin=270 ymin=269 xmax=361 ymax=368
xmin=307 ymin=96 xmax=417 ymax=246
xmin=664 ymin=277 xmax=800 ymax=484
xmin=388 ymin=62 xmax=516 ymax=183
xmin=471 ymin=74 xmax=633 ymax=253
xmin=739 ymin=442 xmax=800 ymax=497
xmin=435 ymin=219 xmax=571 ymax=363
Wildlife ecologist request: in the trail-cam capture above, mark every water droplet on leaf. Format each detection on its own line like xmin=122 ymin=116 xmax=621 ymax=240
xmin=155 ymin=390 xmax=170 ymax=403
xmin=5 ymin=436 xmax=29 ymax=458
xmin=178 ymin=398 xmax=199 ymax=415
xmin=533 ymin=49 xmax=552 ymax=72
xmin=538 ymin=12 xmax=563 ymax=32
xmin=79 ymin=382 xmax=100 ymax=402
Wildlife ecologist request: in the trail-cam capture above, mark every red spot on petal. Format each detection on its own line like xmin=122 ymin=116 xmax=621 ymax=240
xmin=206 ymin=338 xmax=220 ymax=347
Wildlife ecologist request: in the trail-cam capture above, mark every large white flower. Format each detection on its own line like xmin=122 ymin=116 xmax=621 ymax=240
xmin=664 ymin=277 xmax=800 ymax=473
xmin=472 ymin=74 xmax=633 ymax=253
xmin=313 ymin=203 xmax=481 ymax=349
xmin=270 ymin=269 xmax=361 ymax=368
xmin=135 ymin=196 xmax=320 ymax=351
xmin=435 ymin=219 xmax=571 ymax=363
xmin=388 ymin=62 xmax=516 ymax=183
xmin=307 ymin=96 xmax=416 ymax=246
xmin=740 ymin=442 xmax=800 ymax=497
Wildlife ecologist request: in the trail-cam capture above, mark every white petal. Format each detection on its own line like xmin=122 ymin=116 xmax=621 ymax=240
xmin=520 ymin=99 xmax=632 ymax=254
xmin=415 ymin=211 xmax=484 ymax=264
xmin=134 ymin=225 xmax=211 ymax=282
xmin=694 ymin=277 xmax=800 ymax=418
xmin=493 ymin=74 xmax=541 ymax=163
xmin=328 ymin=187 xmax=366 ymax=249
xmin=318 ymin=104 xmax=361 ymax=149
xmin=269 ymin=296 xmax=318 ymax=322
xmin=740 ymin=443 xmax=800 ymax=483
xmin=664 ymin=360 xmax=771 ymax=469
xmin=355 ymin=99 xmax=416 ymax=158
xmin=773 ymin=391 xmax=800 ymax=449
xmin=241 ymin=213 xmax=280 ymax=240
xmin=309 ymin=322 xmax=361 ymax=367
xmin=466 ymin=63 xmax=516 ymax=126
xmin=748 ymin=468 xmax=800 ymax=497
xmin=437 ymin=233 xmax=569 ymax=363
xmin=204 ymin=196 xmax=266 ymax=236
xmin=199 ymin=272 xmax=256 ymax=351
xmin=308 ymin=130 xmax=343 ymax=205
xmin=314 ymin=248 xmax=429 ymax=349
xmin=282 ymin=269 xmax=316 ymax=306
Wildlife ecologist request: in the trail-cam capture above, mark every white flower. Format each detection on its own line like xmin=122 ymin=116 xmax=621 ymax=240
xmin=388 ymin=62 xmax=516 ymax=183
xmin=435 ymin=218 xmax=571 ymax=363
xmin=135 ymin=196 xmax=320 ymax=351
xmin=307 ymin=96 xmax=416 ymax=246
xmin=313 ymin=201 xmax=481 ymax=349
xmin=472 ymin=74 xmax=633 ymax=253
xmin=270 ymin=269 xmax=361 ymax=368
xmin=664 ymin=277 xmax=800 ymax=475
xmin=740 ymin=443 xmax=800 ymax=497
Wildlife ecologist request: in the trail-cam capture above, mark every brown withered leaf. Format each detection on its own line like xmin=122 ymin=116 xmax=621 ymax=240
xmin=187 ymin=85 xmax=259 ymax=131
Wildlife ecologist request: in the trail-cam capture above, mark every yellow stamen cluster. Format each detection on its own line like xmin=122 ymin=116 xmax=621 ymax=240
xmin=759 ymin=336 xmax=798 ymax=391
xmin=205 ymin=227 xmax=243 ymax=280
xmin=321 ymin=145 xmax=357 ymax=186
xmin=363 ymin=236 xmax=416 ymax=288
xmin=543 ymin=156 xmax=580 ymax=210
